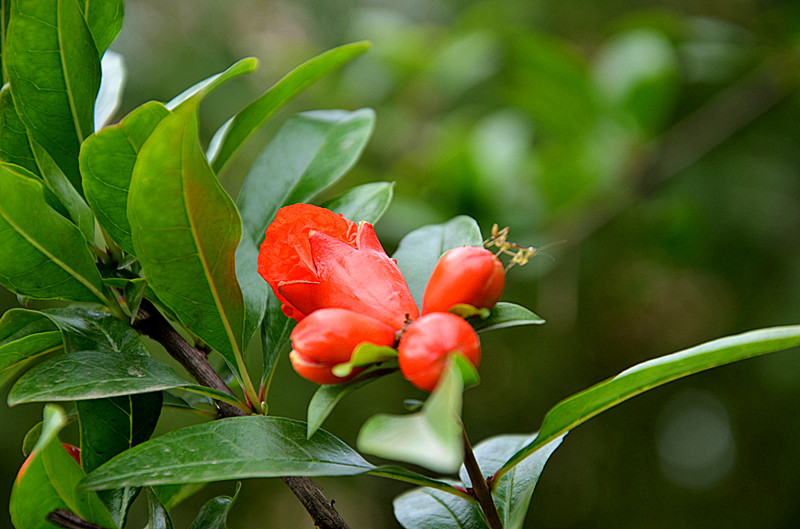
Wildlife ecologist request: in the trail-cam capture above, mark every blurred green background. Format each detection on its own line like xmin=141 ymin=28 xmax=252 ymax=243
xmin=3 ymin=0 xmax=800 ymax=527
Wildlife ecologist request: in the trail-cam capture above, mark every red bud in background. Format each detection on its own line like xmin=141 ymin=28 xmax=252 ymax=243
xmin=290 ymin=308 xmax=397 ymax=385
xmin=397 ymin=312 xmax=481 ymax=392
xmin=421 ymin=246 xmax=505 ymax=315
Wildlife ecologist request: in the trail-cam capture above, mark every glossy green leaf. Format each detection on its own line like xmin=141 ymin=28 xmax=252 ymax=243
xmin=188 ymin=484 xmax=240 ymax=529
xmin=237 ymin=108 xmax=376 ymax=246
xmin=166 ymin=58 xmax=258 ymax=111
xmin=81 ymin=100 xmax=170 ymax=254
xmin=80 ymin=0 xmax=123 ymax=55
xmin=323 ymin=181 xmax=395 ymax=224
xmin=10 ymin=405 xmax=117 ymax=529
xmin=44 ymin=307 xmax=148 ymax=356
xmin=307 ymin=368 xmax=395 ymax=438
xmin=5 ymin=0 xmax=100 ymax=193
xmin=459 ymin=433 xmax=563 ymax=529
xmin=393 ymin=216 xmax=483 ymax=307
xmin=145 ymin=488 xmax=174 ymax=529
xmin=77 ymin=392 xmax=163 ymax=527
xmin=128 ymin=100 xmax=249 ymax=384
xmin=151 ymin=483 xmax=206 ymax=514
xmin=472 ymin=302 xmax=545 ymax=333
xmin=0 ymin=164 xmax=110 ymax=304
xmin=394 ymin=487 xmax=485 ymax=529
xmin=7 ymin=350 xmax=188 ymax=405
xmin=495 ymin=324 xmax=800 ymax=482
xmin=0 ymin=308 xmax=62 ymax=372
xmin=209 ymin=41 xmax=370 ymax=172
xmin=233 ymin=239 xmax=268 ymax=351
xmin=369 ymin=466 xmax=474 ymax=500
xmin=95 ymin=50 xmax=126 ymax=130
xmin=0 ymin=85 xmax=37 ymax=173
xmin=30 ymin=140 xmax=95 ymax=242
xmin=358 ymin=355 xmax=475 ymax=474
xmin=82 ymin=417 xmax=373 ymax=490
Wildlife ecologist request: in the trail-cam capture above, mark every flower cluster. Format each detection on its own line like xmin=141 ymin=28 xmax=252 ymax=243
xmin=257 ymin=204 xmax=505 ymax=391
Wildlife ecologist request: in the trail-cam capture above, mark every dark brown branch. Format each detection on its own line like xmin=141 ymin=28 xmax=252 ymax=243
xmin=46 ymin=510 xmax=108 ymax=529
xmin=134 ymin=300 xmax=350 ymax=529
xmin=462 ymin=429 xmax=503 ymax=529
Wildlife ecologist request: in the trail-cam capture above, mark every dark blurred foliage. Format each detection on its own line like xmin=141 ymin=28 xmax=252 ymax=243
xmin=3 ymin=0 xmax=800 ymax=527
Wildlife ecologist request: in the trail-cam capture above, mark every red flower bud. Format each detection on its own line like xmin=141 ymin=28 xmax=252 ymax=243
xmin=422 ymin=246 xmax=505 ymax=315
xmin=258 ymin=204 xmax=418 ymax=330
xmin=289 ymin=308 xmax=397 ymax=385
xmin=397 ymin=312 xmax=481 ymax=392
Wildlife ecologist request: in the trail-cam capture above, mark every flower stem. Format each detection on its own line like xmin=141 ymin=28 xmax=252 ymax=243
xmin=462 ymin=428 xmax=504 ymax=529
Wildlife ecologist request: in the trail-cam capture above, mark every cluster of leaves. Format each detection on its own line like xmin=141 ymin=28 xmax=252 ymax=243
xmin=3 ymin=2 xmax=800 ymax=529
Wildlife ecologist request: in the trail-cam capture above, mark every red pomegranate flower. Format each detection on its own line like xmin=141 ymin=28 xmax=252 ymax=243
xmin=258 ymin=204 xmax=419 ymax=330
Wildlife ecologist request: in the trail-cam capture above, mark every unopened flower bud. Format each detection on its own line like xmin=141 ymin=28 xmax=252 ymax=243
xmin=289 ymin=308 xmax=397 ymax=385
xmin=422 ymin=246 xmax=505 ymax=315
xmin=397 ymin=312 xmax=481 ymax=392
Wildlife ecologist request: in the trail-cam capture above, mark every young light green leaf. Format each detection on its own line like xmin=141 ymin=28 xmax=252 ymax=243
xmin=357 ymin=355 xmax=474 ymax=474
xmin=307 ymin=368 xmax=395 ymax=438
xmin=394 ymin=487 xmax=486 ymax=529
xmin=7 ymin=350 xmax=188 ymax=405
xmin=10 ymin=405 xmax=118 ymax=529
xmin=331 ymin=344 xmax=397 ymax=378
xmin=495 ymin=324 xmax=800 ymax=482
xmin=81 ymin=100 xmax=170 ymax=255
xmin=80 ymin=0 xmax=123 ymax=55
xmin=323 ymin=181 xmax=395 ymax=224
xmin=123 ymin=278 xmax=147 ymax=323
xmin=5 ymin=0 xmax=101 ymax=194
xmin=128 ymin=100 xmax=248 ymax=385
xmin=145 ymin=488 xmax=174 ymax=529
xmin=472 ymin=302 xmax=545 ymax=333
xmin=165 ymin=58 xmax=258 ymax=111
xmin=459 ymin=433 xmax=563 ymax=529
xmin=393 ymin=216 xmax=483 ymax=307
xmin=237 ymin=108 xmax=376 ymax=247
xmin=82 ymin=417 xmax=374 ymax=490
xmin=187 ymin=484 xmax=240 ymax=529
xmin=151 ymin=483 xmax=206 ymax=514
xmin=0 ymin=85 xmax=38 ymax=174
xmin=209 ymin=41 xmax=370 ymax=172
xmin=0 ymin=164 xmax=110 ymax=304
xmin=95 ymin=50 xmax=126 ymax=130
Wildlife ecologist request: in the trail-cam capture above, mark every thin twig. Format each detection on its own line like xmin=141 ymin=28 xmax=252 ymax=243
xmin=134 ymin=300 xmax=351 ymax=529
xmin=462 ymin=429 xmax=504 ymax=529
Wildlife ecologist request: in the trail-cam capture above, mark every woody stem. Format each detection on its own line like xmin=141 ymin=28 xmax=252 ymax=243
xmin=462 ymin=428 xmax=504 ymax=529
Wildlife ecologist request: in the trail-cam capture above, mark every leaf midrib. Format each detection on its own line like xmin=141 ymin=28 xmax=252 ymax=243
xmin=56 ymin=0 xmax=88 ymax=144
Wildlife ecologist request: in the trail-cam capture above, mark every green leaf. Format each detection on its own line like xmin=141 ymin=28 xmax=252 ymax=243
xmin=0 ymin=85 xmax=37 ymax=174
xmin=394 ymin=487 xmax=486 ymax=529
xmin=0 ymin=308 xmax=62 ymax=372
xmin=331 ymin=344 xmax=397 ymax=378
xmin=369 ymin=466 xmax=474 ymax=500
xmin=44 ymin=307 xmax=148 ymax=356
xmin=77 ymin=392 xmax=163 ymax=527
xmin=357 ymin=355 xmax=474 ymax=474
xmin=259 ymin=289 xmax=294 ymax=390
xmin=393 ymin=216 xmax=483 ymax=307
xmin=128 ymin=100 xmax=249 ymax=384
xmin=95 ymin=50 xmax=126 ymax=130
xmin=80 ymin=0 xmax=123 ymax=55
xmin=5 ymin=0 xmax=101 ymax=194
xmin=0 ymin=163 xmax=110 ymax=304
xmin=323 ymin=181 xmax=395 ymax=224
xmin=145 ymin=488 xmax=174 ymax=529
xmin=459 ymin=433 xmax=563 ymax=529
xmin=81 ymin=100 xmax=170 ymax=255
xmin=237 ymin=108 xmax=376 ymax=246
xmin=166 ymin=58 xmax=258 ymax=111
xmin=10 ymin=405 xmax=117 ymax=529
xmin=123 ymin=278 xmax=147 ymax=323
xmin=30 ymin=140 xmax=95 ymax=242
xmin=495 ymin=324 xmax=800 ymax=482
xmin=151 ymin=483 xmax=206 ymax=514
xmin=82 ymin=417 xmax=373 ymax=490
xmin=307 ymin=368 xmax=394 ymax=438
xmin=209 ymin=41 xmax=370 ymax=172
xmin=188 ymin=484 xmax=240 ymax=529
xmin=7 ymin=350 xmax=188 ymax=405
xmin=472 ymin=302 xmax=545 ymax=333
